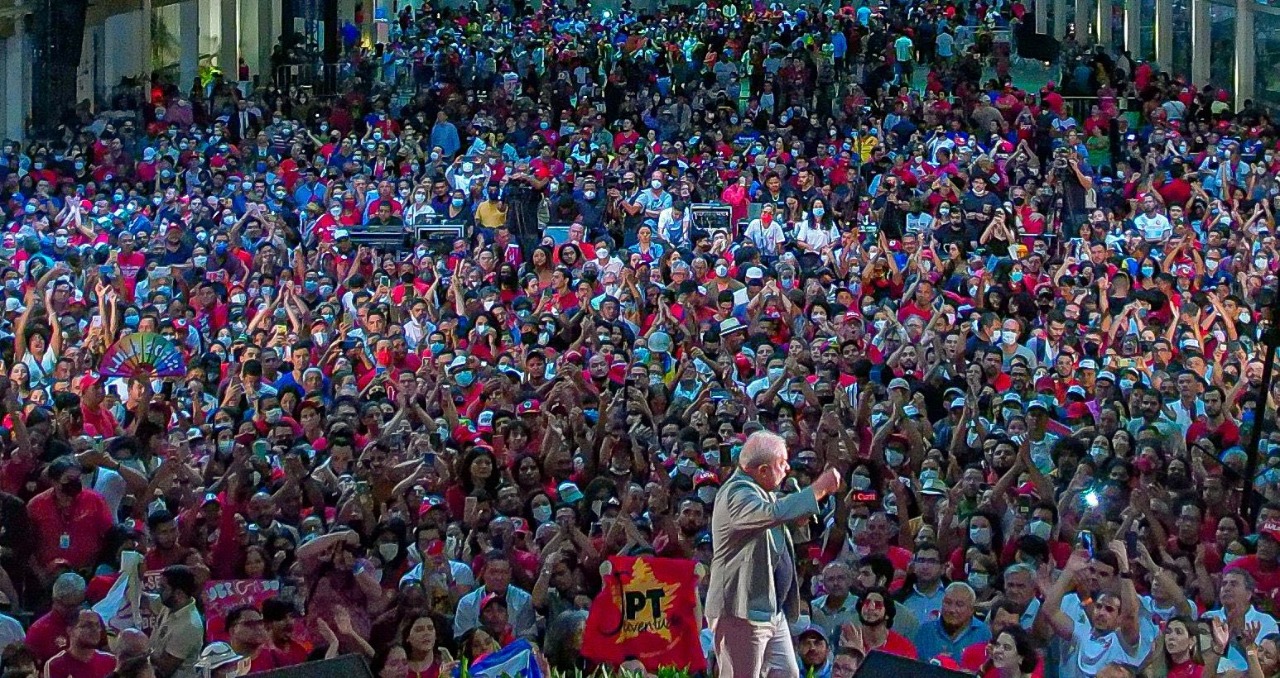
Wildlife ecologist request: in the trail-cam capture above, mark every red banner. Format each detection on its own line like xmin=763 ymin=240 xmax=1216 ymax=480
xmin=582 ymin=556 xmax=706 ymax=672
xmin=201 ymin=579 xmax=282 ymax=641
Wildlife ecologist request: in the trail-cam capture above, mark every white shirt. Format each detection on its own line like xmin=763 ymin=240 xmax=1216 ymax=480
xmin=400 ymin=559 xmax=476 ymax=590
xmin=86 ymin=466 xmax=127 ymax=519
xmin=1203 ymin=606 xmax=1279 ymax=672
xmin=744 ymin=218 xmax=786 ymax=253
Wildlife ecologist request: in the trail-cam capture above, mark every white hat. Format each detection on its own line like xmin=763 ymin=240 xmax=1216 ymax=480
xmin=195 ymin=642 xmax=244 ymax=672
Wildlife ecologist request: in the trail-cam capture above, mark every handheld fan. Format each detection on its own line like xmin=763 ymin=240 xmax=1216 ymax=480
xmin=99 ymin=333 xmax=187 ymax=378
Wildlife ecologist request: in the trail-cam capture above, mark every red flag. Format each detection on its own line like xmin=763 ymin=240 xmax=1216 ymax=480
xmin=582 ymin=556 xmax=707 ymax=672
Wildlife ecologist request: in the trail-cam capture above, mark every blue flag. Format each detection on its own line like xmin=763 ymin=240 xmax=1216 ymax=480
xmin=455 ymin=639 xmax=544 ymax=678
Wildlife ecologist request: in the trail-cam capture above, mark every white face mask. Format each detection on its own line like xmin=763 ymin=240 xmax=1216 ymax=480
xmin=1027 ymin=519 xmax=1052 ymax=541
xmin=377 ymin=542 xmax=399 ymax=562
xmin=969 ymin=526 xmax=992 ymax=546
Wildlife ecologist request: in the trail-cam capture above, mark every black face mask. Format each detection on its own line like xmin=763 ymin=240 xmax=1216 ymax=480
xmin=61 ymin=478 xmax=83 ymax=497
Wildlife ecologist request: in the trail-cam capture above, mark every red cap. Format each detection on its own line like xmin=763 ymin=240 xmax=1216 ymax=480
xmin=607 ymin=362 xmax=627 ymax=385
xmin=76 ymin=371 xmax=105 ymax=392
xmin=1260 ymin=520 xmax=1280 ymax=541
xmin=516 ymin=399 xmax=541 ymax=416
xmin=1066 ymin=402 xmax=1091 ymax=420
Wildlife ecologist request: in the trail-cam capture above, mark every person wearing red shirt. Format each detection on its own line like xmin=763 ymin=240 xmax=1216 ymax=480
xmin=261 ymin=599 xmax=311 ymax=669
xmin=25 ymin=572 xmax=87 ymax=667
xmin=1223 ymin=523 xmax=1280 ymax=611
xmin=960 ymin=603 xmax=1044 ymax=678
xmin=223 ymin=604 xmax=290 ymax=674
xmin=144 ymin=510 xmax=186 ymax=572
xmin=1185 ymin=387 xmax=1240 ymax=449
xmin=43 ymin=610 xmax=115 ymax=678
xmin=27 ymin=457 xmax=114 ymax=574
xmin=858 ymin=589 xmax=918 ymax=659
xmin=77 ymin=373 xmax=121 ymax=438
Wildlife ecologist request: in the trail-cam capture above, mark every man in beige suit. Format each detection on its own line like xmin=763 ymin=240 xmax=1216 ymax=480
xmin=706 ymin=431 xmax=842 ymax=678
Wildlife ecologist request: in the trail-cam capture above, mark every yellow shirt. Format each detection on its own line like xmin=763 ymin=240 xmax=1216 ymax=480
xmin=475 ymin=200 xmax=508 ymax=229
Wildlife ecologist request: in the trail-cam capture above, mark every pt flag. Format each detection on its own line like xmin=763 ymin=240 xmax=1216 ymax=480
xmin=582 ymin=556 xmax=706 ymax=672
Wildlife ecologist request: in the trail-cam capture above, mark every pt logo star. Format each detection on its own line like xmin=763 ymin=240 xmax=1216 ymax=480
xmin=619 ymin=560 xmax=680 ymax=642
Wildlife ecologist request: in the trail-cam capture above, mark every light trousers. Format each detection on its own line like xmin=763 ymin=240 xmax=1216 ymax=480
xmin=710 ymin=614 xmax=800 ymax=678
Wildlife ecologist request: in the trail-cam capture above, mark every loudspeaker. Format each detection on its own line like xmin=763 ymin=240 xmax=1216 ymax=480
xmin=852 ymin=651 xmax=969 ymax=678
xmin=251 ymin=654 xmax=375 ymax=678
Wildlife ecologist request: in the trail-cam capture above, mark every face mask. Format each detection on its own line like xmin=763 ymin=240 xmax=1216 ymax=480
xmin=329 ymin=206 xmax=342 ymax=218
xmin=1010 ymin=271 xmax=1024 ymax=283
xmin=584 ymin=190 xmax=596 ymax=200
xmin=377 ymin=543 xmax=399 ymax=562
xmin=1141 ymin=266 xmax=1155 ymax=277
xmin=676 ymin=458 xmax=698 ymax=475
xmin=1001 ymin=330 xmax=1018 ymax=345
xmin=451 ymin=198 xmax=464 ymax=208
xmin=969 ymin=526 xmax=992 ymax=547
xmin=1224 ymin=553 xmax=1241 ymax=565
xmin=231 ymin=293 xmax=247 ymax=304
xmin=651 ymin=179 xmax=664 ymax=190
xmin=1206 ymin=259 xmax=1220 ymax=273
xmin=193 ymin=255 xmax=208 ymax=268
xmin=265 ymin=408 xmax=283 ymax=424
xmin=1119 ymin=378 xmax=1135 ymax=390
xmin=1257 ymin=257 xmax=1270 ymax=270
xmin=218 ymin=439 xmax=234 ymax=455
xmin=319 ymin=285 xmax=334 ymax=297
xmin=456 ymin=370 xmax=475 ymax=387
xmin=850 ymin=474 xmax=871 ymax=491
xmin=885 ymin=449 xmax=905 ymax=467
xmin=124 ymin=314 xmax=140 ymax=328
xmin=414 ymin=193 xmax=426 ymax=203
xmin=1027 ymin=519 xmax=1052 ymax=541
xmin=967 ymin=572 xmax=990 ymax=590
xmin=768 ymin=367 xmax=785 ymax=381
xmin=532 ymin=504 xmax=553 ymax=523
xmin=54 ymin=236 xmax=68 ymax=248
xmin=23 ymin=204 xmax=35 ymax=215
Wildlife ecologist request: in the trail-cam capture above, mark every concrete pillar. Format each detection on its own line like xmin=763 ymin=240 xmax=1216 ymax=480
xmin=1191 ymin=0 xmax=1210 ymax=86
xmin=1054 ymin=0 xmax=1068 ymax=39
xmin=1235 ymin=0 xmax=1254 ymax=107
xmin=104 ymin=9 xmax=145 ymax=90
xmin=1155 ymin=0 xmax=1173 ymax=70
xmin=1036 ymin=0 xmax=1049 ymax=34
xmin=5 ymin=21 xmax=26 ymax=140
xmin=219 ymin=0 xmax=238 ymax=72
xmin=1076 ymin=0 xmax=1092 ymax=45
xmin=1097 ymin=0 xmax=1113 ymax=47
xmin=1124 ymin=0 xmax=1141 ymax=56
xmin=179 ymin=0 xmax=200 ymax=94
xmin=142 ymin=0 xmax=152 ymax=95
xmin=240 ymin=0 xmax=261 ymax=83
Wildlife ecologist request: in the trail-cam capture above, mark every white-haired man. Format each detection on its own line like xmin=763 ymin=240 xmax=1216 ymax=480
xmin=706 ymin=430 xmax=842 ymax=678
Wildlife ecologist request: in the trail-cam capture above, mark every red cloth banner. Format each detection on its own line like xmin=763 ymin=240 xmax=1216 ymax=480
xmin=582 ymin=556 xmax=706 ymax=672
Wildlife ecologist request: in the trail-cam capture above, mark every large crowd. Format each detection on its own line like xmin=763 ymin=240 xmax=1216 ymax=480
xmin=0 ymin=1 xmax=1276 ymax=678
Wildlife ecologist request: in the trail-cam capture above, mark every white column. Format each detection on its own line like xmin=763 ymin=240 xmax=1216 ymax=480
xmin=141 ymin=0 xmax=152 ymax=98
xmin=5 ymin=21 xmax=25 ymax=141
xmin=1155 ymin=0 xmax=1173 ymax=69
xmin=1191 ymin=0 xmax=1210 ymax=86
xmin=1054 ymin=0 xmax=1069 ymax=39
xmin=1097 ymin=0 xmax=1113 ymax=46
xmin=179 ymin=0 xmax=200 ymax=93
xmin=1124 ymin=0 xmax=1141 ymax=56
xmin=104 ymin=10 xmax=144 ymax=89
xmin=1036 ymin=0 xmax=1049 ymax=34
xmin=239 ymin=0 xmax=260 ymax=83
xmin=1076 ymin=0 xmax=1093 ymax=45
xmin=219 ymin=0 xmax=238 ymax=72
xmin=1235 ymin=0 xmax=1254 ymax=107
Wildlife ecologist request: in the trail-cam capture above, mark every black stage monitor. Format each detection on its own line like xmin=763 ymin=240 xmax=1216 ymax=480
xmin=853 ymin=651 xmax=969 ymax=678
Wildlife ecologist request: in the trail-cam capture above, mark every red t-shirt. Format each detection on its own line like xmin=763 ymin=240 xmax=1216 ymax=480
xmin=24 ymin=612 xmax=73 ymax=667
xmin=80 ymin=403 xmax=119 ymax=439
xmin=43 ymin=650 xmax=115 ymax=678
xmin=249 ymin=647 xmax=296 ymax=673
xmin=875 ymin=632 xmax=919 ymax=659
xmin=27 ymin=488 xmax=115 ymax=570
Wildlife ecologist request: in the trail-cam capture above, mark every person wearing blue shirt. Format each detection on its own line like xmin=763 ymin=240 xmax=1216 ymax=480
xmin=911 ymin=583 xmax=991 ymax=662
xmin=430 ymin=112 xmax=461 ymax=158
xmin=294 ymin=168 xmax=327 ymax=207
